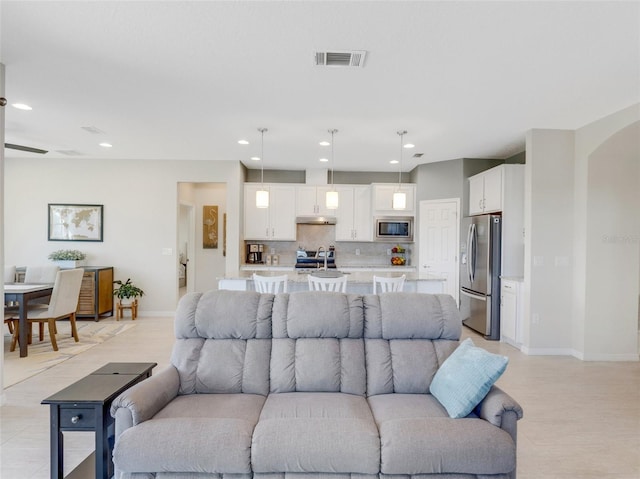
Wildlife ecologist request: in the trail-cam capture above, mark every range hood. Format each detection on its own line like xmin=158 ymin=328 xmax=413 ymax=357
xmin=296 ymin=216 xmax=336 ymax=225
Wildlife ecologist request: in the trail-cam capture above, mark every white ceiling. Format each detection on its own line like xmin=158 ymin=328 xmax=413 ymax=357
xmin=1 ymin=1 xmax=638 ymax=172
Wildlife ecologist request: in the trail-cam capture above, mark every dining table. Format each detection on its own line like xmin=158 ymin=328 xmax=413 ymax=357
xmin=4 ymin=283 xmax=54 ymax=357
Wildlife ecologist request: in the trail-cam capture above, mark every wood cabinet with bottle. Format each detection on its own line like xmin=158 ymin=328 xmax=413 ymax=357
xmin=77 ymin=267 xmax=114 ymax=321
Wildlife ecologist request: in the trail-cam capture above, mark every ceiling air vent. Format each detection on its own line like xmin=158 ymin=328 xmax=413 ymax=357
xmin=413 ymin=153 xmax=424 ymax=158
xmin=81 ymin=126 xmax=105 ymax=135
xmin=4 ymin=143 xmax=48 ymax=154
xmin=315 ymin=50 xmax=367 ymax=68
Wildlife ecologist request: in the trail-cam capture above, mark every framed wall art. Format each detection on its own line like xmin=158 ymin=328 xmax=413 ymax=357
xmin=48 ymin=203 xmax=104 ymax=242
xmin=203 ymin=205 xmax=218 ymax=249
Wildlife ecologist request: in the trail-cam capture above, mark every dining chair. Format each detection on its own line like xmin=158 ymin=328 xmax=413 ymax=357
xmin=24 ymin=265 xmax=60 ymax=283
xmin=9 ymin=268 xmax=84 ymax=352
xmin=308 ymin=274 xmax=348 ymax=293
xmin=253 ymin=273 xmax=289 ymax=293
xmin=4 ymin=311 xmax=18 ymax=336
xmin=4 ymin=265 xmax=18 ymax=334
xmin=373 ymin=274 xmax=406 ymax=294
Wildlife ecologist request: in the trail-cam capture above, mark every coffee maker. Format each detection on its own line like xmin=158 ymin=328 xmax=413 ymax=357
xmin=246 ymin=243 xmax=264 ymax=264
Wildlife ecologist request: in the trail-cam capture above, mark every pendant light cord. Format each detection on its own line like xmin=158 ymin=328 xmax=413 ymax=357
xmin=258 ymin=128 xmax=267 ymax=187
xmin=329 ymin=129 xmax=338 ymax=188
xmin=397 ymin=130 xmax=407 ymax=190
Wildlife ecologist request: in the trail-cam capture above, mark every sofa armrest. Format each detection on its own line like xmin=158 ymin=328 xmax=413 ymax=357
xmin=110 ymin=365 xmax=180 ymax=436
xmin=477 ymin=385 xmax=523 ymax=443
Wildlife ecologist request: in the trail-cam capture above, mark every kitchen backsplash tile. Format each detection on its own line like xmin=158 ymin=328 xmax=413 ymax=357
xmin=254 ymin=224 xmax=412 ymax=267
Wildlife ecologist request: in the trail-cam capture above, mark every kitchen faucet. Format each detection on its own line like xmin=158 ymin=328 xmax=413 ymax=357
xmin=316 ymin=246 xmax=328 ymax=270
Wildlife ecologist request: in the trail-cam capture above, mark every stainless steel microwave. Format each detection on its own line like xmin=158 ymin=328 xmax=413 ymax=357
xmin=375 ymin=217 xmax=414 ymax=242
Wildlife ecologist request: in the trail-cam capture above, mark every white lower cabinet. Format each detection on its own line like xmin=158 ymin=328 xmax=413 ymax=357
xmin=335 ymin=186 xmax=372 ymax=241
xmin=500 ymin=279 xmax=523 ymax=348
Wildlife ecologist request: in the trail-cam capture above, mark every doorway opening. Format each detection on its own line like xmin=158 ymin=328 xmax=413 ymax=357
xmin=177 ymin=182 xmax=227 ymax=303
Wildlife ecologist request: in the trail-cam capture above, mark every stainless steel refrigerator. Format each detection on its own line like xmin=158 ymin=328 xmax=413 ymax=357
xmin=460 ymin=214 xmax=502 ymax=340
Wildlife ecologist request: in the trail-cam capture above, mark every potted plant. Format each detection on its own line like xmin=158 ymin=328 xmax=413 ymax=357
xmin=48 ymin=249 xmax=87 ymax=268
xmin=113 ymin=278 xmax=144 ymax=320
xmin=113 ymin=278 xmax=145 ymax=305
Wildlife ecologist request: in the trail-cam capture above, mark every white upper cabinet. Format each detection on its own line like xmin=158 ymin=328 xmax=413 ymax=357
xmin=335 ymin=185 xmax=372 ymax=241
xmin=372 ymin=184 xmax=416 ymax=215
xmin=468 ymin=164 xmax=525 ymax=277
xmin=244 ymin=184 xmax=296 ymax=241
xmin=468 ymin=166 xmax=503 ymax=215
xmin=295 ymin=186 xmax=334 ymax=217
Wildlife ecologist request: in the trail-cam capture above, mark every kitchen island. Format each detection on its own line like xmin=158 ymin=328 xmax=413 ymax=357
xmin=218 ymin=268 xmax=447 ymax=295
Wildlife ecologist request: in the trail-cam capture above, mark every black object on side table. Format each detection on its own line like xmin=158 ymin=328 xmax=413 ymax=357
xmin=42 ymin=362 xmax=157 ymax=479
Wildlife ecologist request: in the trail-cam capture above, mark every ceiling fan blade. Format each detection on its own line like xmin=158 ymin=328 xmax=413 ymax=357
xmin=4 ymin=143 xmax=48 ymax=154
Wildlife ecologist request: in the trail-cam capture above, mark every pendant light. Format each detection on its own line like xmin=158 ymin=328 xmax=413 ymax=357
xmin=392 ymin=130 xmax=407 ymax=210
xmin=325 ymin=129 xmax=339 ymax=210
xmin=256 ymin=128 xmax=269 ymax=209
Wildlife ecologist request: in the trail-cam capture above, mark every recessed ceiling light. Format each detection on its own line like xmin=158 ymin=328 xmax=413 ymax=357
xmin=12 ymin=103 xmax=32 ymax=111
xmin=403 ymin=143 xmax=415 ymax=149
xmin=319 ymin=158 xmax=329 ymax=162
xmin=319 ymin=141 xmax=330 ymax=146
xmin=390 ymin=160 xmax=399 ymax=164
xmin=238 ymin=140 xmax=249 ymax=145
xmin=99 ymin=142 xmax=113 ymax=148
xmin=251 ymin=156 xmax=261 ymax=161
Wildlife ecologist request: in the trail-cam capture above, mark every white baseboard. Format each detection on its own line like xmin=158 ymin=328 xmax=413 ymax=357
xmin=520 ymin=346 xmax=576 ymax=356
xmin=137 ymin=310 xmax=175 ymax=317
xmin=581 ymin=352 xmax=639 ymax=361
xmin=521 ymin=345 xmax=639 ymax=361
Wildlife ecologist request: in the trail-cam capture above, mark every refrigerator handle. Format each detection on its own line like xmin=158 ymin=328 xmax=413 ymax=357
xmin=460 ymin=288 xmax=487 ymax=301
xmin=468 ymin=223 xmax=477 ymax=283
xmin=466 ymin=223 xmax=472 ymax=284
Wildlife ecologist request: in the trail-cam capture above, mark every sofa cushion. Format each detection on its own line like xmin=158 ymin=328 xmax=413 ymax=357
xmin=368 ymin=394 xmax=516 ymax=475
xmin=172 ymin=291 xmax=273 ymax=395
xmin=363 ymin=293 xmax=461 ymax=340
xmin=113 ymin=394 xmax=266 ymax=474
xmin=270 ymin=293 xmax=366 ymax=395
xmin=272 ymin=292 xmax=364 ymax=339
xmin=252 ymin=392 xmax=380 ymax=474
xmin=430 ymin=338 xmax=509 ymax=418
xmin=363 ymin=294 xmax=460 ymax=396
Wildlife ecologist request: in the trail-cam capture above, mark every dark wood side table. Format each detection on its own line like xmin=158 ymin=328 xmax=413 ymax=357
xmin=42 ymin=362 xmax=157 ymax=479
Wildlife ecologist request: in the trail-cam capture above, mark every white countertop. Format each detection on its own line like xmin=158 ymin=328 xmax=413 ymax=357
xmin=500 ymin=276 xmax=524 ymax=282
xmin=223 ymin=270 xmax=445 ymax=283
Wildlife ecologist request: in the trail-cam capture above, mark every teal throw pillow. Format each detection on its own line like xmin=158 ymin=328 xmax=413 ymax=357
xmin=430 ymin=338 xmax=508 ymax=418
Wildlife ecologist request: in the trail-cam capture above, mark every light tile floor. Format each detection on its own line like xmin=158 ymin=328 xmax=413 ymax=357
xmin=1 ymin=315 xmax=639 ymax=479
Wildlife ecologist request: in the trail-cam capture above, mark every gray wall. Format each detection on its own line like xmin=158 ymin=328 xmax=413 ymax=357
xmin=245 ymin=169 xmax=409 ymax=185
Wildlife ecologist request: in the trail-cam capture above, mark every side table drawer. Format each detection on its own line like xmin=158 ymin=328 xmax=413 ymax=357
xmin=60 ymin=407 xmax=95 ymax=429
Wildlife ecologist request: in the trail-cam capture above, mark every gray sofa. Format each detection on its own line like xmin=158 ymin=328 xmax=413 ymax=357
xmin=111 ymin=290 xmax=523 ymax=479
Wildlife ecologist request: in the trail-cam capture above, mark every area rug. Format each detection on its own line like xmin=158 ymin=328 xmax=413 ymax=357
xmin=3 ymin=320 xmax=135 ymax=387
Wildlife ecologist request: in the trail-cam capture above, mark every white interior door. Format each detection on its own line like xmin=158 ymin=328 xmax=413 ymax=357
xmin=419 ymin=199 xmax=460 ymax=303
